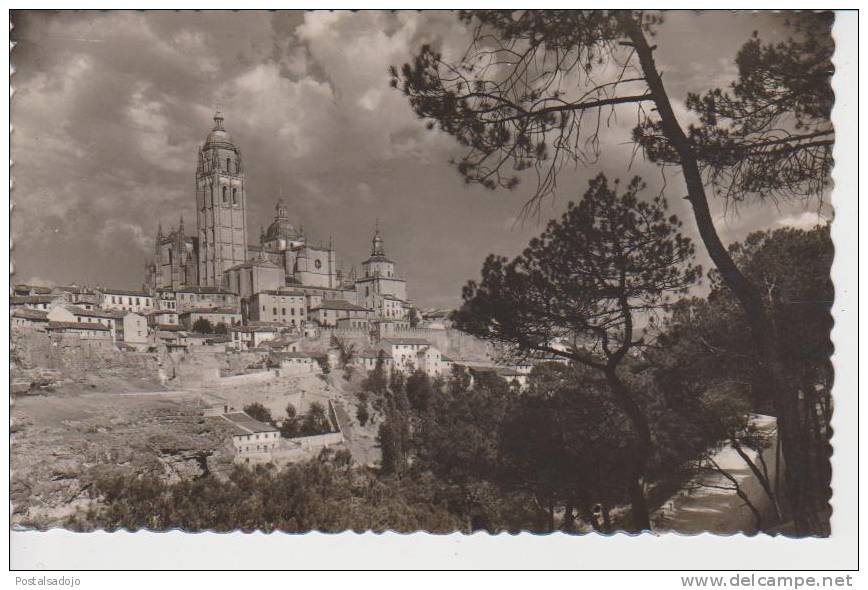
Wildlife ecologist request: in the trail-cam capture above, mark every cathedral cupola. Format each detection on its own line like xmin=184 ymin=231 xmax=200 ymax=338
xmin=362 ymin=223 xmax=396 ymax=278
xmin=371 ymin=228 xmax=385 ymax=257
xmin=263 ymin=198 xmax=301 ymax=251
xmin=204 ymin=108 xmax=237 ymax=151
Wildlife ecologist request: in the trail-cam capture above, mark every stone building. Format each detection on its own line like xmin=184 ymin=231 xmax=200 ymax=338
xmin=355 ymin=228 xmax=408 ymax=313
xmin=196 ymin=109 xmax=249 ymax=287
xmin=143 ymin=110 xmax=414 ymax=323
xmin=146 ymin=217 xmax=198 ymax=292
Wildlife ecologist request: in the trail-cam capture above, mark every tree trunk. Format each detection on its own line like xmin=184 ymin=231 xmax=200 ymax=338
xmin=605 ymin=365 xmax=652 ymax=532
xmin=730 ymin=437 xmax=782 ymax=522
xmin=620 ymin=13 xmax=825 ymax=536
xmin=601 ymin=502 xmax=613 ymax=532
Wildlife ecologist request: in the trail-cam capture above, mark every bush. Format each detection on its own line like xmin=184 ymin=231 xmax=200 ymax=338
xmin=280 ymin=403 xmax=300 ymax=438
xmin=192 ymin=318 xmax=214 ymax=334
xmin=243 ymin=402 xmax=274 ymax=426
xmin=356 ymin=402 xmax=370 ymax=427
xmin=300 ymin=402 xmax=333 ymax=436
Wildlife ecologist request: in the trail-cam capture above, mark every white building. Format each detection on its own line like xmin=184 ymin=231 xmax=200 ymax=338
xmin=221 ymin=412 xmax=281 ymax=465
xmin=119 ymin=312 xmax=149 ymax=349
xmin=230 ymin=324 xmax=281 ymax=349
xmin=98 ymin=288 xmax=155 ymax=313
xmin=47 ymin=305 xmax=124 ymax=340
xmin=379 ymin=337 xmax=446 ymax=377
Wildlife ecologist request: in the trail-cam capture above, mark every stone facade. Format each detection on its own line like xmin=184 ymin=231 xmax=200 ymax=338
xmin=141 ymin=109 xmax=414 ymax=331
xmin=196 ymin=110 xmax=249 ymax=287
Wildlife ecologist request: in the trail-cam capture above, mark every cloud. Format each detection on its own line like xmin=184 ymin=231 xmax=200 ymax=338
xmin=776 ymin=211 xmax=831 ymax=230
xmin=11 ymin=10 xmax=811 ymax=306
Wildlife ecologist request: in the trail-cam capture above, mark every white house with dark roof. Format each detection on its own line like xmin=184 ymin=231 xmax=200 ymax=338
xmin=179 ymin=307 xmax=242 ymax=331
xmin=46 ymin=320 xmax=113 ymax=344
xmin=147 ymin=309 xmax=179 ymax=328
xmin=47 ymin=304 xmax=124 ymax=340
xmin=11 ymin=308 xmax=50 ymax=329
xmin=308 ymin=299 xmax=372 ymax=327
xmin=380 ymin=337 xmax=446 ymax=376
xmin=220 ymin=411 xmax=281 ymax=465
xmin=270 ymin=351 xmax=318 ymax=374
xmin=174 ymin=286 xmax=239 ymax=311
xmin=230 ymin=324 xmax=281 ymax=349
xmin=10 ymin=294 xmax=63 ymax=312
xmin=354 ymin=347 xmax=394 ymax=372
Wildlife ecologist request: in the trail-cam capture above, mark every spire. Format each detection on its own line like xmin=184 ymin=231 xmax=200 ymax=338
xmin=179 ymin=213 xmax=185 ymax=234
xmin=371 ymin=221 xmax=385 ymax=257
xmin=213 ymin=106 xmax=224 ymax=131
xmin=275 ymin=198 xmax=288 ymax=219
xmin=157 ymin=221 xmax=163 ymax=238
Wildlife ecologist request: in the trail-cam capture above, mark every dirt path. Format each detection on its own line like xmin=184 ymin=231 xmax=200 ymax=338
xmin=652 ymin=415 xmax=779 ymax=535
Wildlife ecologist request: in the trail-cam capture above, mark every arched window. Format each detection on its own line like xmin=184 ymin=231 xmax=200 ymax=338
xmin=222 ymin=186 xmax=227 ymax=203
xmin=226 ymin=157 xmax=231 ymax=172
xmin=232 ymin=188 xmax=237 ymax=205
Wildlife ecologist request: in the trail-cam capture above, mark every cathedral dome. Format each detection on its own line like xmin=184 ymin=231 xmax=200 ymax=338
xmin=264 ymin=199 xmax=301 ymax=242
xmin=203 ymin=109 xmax=237 ymax=150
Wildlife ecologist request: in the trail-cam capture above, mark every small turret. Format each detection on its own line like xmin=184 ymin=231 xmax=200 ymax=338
xmin=371 ymin=222 xmax=385 ymax=257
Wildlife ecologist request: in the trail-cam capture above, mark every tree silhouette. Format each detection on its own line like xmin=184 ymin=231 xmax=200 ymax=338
xmin=393 ymin=10 xmax=833 ymax=534
xmin=192 ymin=317 xmax=214 ymax=334
xmin=455 ymin=173 xmax=699 ymax=530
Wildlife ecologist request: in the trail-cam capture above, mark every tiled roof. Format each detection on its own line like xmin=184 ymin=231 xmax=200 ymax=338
xmin=66 ymin=306 xmax=124 ymax=319
xmin=175 ymin=286 xmax=234 ymax=295
xmin=180 ymin=307 xmax=241 ymax=315
xmin=222 ymin=412 xmax=278 ymax=434
xmin=310 ymin=299 xmax=368 ymax=312
xmin=231 ymin=325 xmax=279 ymax=333
xmin=11 ymin=295 xmax=60 ymax=304
xmin=13 ymin=284 xmax=53 ymax=294
xmin=99 ymin=288 xmax=151 ymax=297
xmin=54 ymin=285 xmax=92 ymax=294
xmin=357 ymin=348 xmax=390 ymax=359
xmin=272 ymin=351 xmax=313 ymax=359
xmin=363 ymin=254 xmax=395 ymax=265
xmin=48 ymin=321 xmax=111 ymax=332
xmin=12 ymin=308 xmax=49 ymax=320
xmin=261 ymin=335 xmax=302 ymax=348
xmin=225 ymin=258 xmax=280 ymax=271
xmin=156 ymin=323 xmax=182 ymax=331
xmin=382 ymin=337 xmax=431 ymax=346
xmin=257 ymin=290 xmax=305 ymax=297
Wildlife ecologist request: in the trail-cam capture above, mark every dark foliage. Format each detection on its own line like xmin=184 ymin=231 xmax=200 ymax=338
xmin=243 ymin=402 xmax=274 ymax=426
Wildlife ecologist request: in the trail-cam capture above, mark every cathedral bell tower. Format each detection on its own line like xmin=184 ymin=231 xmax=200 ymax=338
xmin=195 ymin=109 xmax=249 ymax=287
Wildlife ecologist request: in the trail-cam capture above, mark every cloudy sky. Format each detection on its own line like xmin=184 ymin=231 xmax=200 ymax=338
xmin=11 ymin=10 xmax=831 ymax=308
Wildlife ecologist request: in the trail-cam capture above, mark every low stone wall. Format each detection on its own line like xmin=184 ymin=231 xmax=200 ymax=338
xmin=215 ymin=370 xmax=277 ymax=386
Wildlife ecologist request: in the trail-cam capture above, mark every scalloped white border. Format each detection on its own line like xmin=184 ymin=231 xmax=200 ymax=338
xmin=4 ymin=3 xmax=860 ymax=577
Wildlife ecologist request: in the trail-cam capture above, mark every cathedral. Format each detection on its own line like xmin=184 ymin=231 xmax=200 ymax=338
xmin=144 ymin=110 xmax=407 ymax=313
